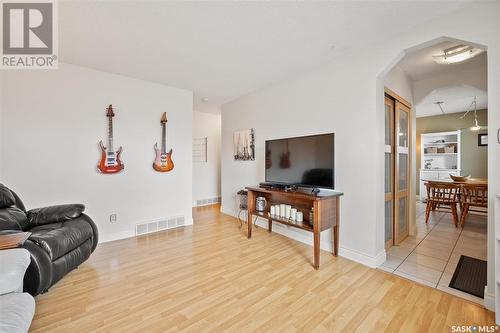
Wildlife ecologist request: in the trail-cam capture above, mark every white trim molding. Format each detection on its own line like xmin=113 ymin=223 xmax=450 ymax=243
xmin=98 ymin=217 xmax=193 ymax=244
xmin=221 ymin=205 xmax=238 ymax=218
xmin=484 ymin=286 xmax=495 ymax=311
xmin=98 ymin=230 xmax=135 ymax=244
xmin=221 ymin=208 xmax=387 ymax=269
xmin=340 ymin=248 xmax=387 ymax=268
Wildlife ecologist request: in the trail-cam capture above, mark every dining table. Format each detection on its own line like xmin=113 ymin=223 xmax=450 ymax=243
xmin=423 ymin=178 xmax=488 ymax=220
xmin=422 ymin=177 xmax=488 ymax=186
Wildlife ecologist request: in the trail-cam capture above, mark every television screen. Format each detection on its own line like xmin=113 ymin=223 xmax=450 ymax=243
xmin=265 ymin=133 xmax=334 ymax=189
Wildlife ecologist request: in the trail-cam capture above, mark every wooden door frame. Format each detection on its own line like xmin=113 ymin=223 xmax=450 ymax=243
xmin=384 ymin=88 xmax=412 ymax=247
xmin=385 ymin=87 xmax=411 ymax=108
xmin=384 ymin=96 xmax=394 ymax=249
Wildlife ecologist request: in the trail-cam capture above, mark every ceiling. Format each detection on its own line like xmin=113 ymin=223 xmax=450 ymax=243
xmin=59 ymin=1 xmax=470 ymax=113
xmin=397 ymin=41 xmax=487 ymax=117
xmin=398 ymin=41 xmax=487 ymax=81
xmin=416 ymin=85 xmax=487 ymax=117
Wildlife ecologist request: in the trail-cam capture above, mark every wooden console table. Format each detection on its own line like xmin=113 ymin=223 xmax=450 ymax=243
xmin=246 ymin=186 xmax=343 ymax=269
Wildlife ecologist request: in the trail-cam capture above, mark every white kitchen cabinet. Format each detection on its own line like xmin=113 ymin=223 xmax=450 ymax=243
xmin=419 ymin=130 xmax=461 ymax=202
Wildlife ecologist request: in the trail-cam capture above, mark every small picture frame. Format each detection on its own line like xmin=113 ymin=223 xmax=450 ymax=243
xmin=478 ymin=133 xmax=488 ymax=146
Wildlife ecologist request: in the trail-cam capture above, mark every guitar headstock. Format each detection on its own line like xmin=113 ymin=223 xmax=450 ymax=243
xmin=160 ymin=112 xmax=168 ymax=124
xmin=106 ymin=104 xmax=115 ymax=117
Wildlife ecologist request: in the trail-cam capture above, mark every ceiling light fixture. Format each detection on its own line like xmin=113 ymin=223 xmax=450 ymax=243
xmin=457 ymin=96 xmax=482 ymax=131
xmin=470 ymin=117 xmax=481 ymax=131
xmin=433 ymin=45 xmax=484 ymax=65
xmin=436 ymin=96 xmax=484 ymax=131
xmin=434 ymin=101 xmax=445 ymax=114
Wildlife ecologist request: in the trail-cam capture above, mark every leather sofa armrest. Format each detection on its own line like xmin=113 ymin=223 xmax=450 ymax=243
xmin=22 ymin=240 xmax=53 ymax=296
xmin=81 ymin=213 xmax=99 ymax=252
xmin=27 ymin=204 xmax=85 ymax=227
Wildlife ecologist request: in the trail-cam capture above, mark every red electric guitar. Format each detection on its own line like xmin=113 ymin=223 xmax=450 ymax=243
xmin=97 ymin=105 xmax=124 ymax=174
xmin=152 ymin=112 xmax=174 ymax=172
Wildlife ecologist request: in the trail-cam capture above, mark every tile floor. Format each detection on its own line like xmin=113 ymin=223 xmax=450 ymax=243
xmin=380 ymin=202 xmax=487 ymax=304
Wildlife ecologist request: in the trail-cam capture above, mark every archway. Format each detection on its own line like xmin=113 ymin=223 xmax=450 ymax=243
xmin=376 ymin=36 xmax=491 ymax=307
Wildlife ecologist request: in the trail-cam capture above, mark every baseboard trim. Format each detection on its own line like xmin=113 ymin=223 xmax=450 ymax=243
xmin=255 ymin=216 xmax=336 ymax=251
xmin=222 ymin=206 xmax=386 ymax=269
xmin=99 ymin=217 xmax=193 ymax=244
xmin=193 ymin=197 xmax=221 ymax=207
xmin=484 ymin=286 xmax=495 ymax=311
xmin=340 ymin=247 xmax=387 ymax=268
xmin=99 ymin=230 xmax=135 ymax=244
xmin=268 ymin=218 xmax=386 ymax=267
xmin=221 ymin=205 xmax=238 ymax=218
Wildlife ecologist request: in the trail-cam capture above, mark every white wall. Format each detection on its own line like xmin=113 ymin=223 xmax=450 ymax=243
xmin=0 ymin=69 xmax=3 ymax=178
xmin=221 ymin=3 xmax=500 ymax=307
xmin=383 ymin=65 xmax=414 ymax=102
xmin=222 ymin=55 xmax=384 ymax=264
xmin=192 ymin=111 xmax=221 ymax=206
xmin=1 ymin=63 xmax=193 ymax=243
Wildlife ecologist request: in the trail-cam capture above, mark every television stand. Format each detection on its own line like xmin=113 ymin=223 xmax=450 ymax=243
xmin=259 ymin=182 xmax=297 ymax=191
xmin=245 ymin=186 xmax=344 ymax=269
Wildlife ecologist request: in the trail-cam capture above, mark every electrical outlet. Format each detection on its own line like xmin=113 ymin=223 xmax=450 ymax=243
xmin=110 ymin=214 xmax=117 ymax=223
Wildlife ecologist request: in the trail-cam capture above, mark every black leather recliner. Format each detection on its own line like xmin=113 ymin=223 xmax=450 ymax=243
xmin=0 ymin=184 xmax=98 ymax=296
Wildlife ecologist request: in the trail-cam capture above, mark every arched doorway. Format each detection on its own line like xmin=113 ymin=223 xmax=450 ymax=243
xmin=377 ymin=37 xmax=490 ymax=307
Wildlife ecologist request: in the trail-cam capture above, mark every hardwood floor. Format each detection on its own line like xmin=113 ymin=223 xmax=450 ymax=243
xmin=30 ymin=205 xmax=494 ymax=332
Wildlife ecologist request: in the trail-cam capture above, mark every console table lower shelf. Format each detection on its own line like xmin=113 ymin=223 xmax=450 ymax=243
xmin=245 ymin=186 xmax=343 ymax=269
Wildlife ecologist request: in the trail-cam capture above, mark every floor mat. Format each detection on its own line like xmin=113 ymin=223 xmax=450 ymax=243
xmin=449 ymin=255 xmax=487 ymax=298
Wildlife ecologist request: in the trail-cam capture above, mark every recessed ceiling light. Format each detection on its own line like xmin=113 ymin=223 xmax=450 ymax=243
xmin=433 ymin=45 xmax=484 ymax=65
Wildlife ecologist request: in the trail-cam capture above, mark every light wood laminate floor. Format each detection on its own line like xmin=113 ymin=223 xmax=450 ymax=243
xmin=31 ymin=205 xmax=495 ymax=332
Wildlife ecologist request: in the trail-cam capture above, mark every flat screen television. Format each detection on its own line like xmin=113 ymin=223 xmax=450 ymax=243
xmin=265 ymin=133 xmax=334 ymax=189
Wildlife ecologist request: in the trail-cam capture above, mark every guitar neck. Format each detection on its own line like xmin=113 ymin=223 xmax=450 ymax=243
xmin=161 ymin=123 xmax=166 ymax=153
xmin=108 ymin=117 xmax=114 ymax=151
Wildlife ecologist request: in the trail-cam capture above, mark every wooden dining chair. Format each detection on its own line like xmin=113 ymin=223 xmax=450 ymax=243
xmin=425 ymin=182 xmax=461 ymax=227
xmin=460 ymin=184 xmax=488 ymax=228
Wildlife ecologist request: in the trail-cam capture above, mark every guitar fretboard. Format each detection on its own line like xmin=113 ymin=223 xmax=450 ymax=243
xmin=161 ymin=124 xmax=166 ymax=154
xmin=108 ymin=117 xmax=114 ymax=151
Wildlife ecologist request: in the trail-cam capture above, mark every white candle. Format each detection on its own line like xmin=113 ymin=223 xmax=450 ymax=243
xmin=296 ymin=211 xmax=303 ymax=223
xmin=280 ymin=204 xmax=286 ymax=217
xmin=285 ymin=205 xmax=291 ymax=219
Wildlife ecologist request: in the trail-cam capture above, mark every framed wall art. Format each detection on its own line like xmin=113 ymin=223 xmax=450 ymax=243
xmin=233 ymin=129 xmax=255 ymax=161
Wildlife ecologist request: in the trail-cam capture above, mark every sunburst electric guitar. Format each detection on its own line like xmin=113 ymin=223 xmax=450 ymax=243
xmin=97 ymin=105 xmax=124 ymax=174
xmin=153 ymin=112 xmax=174 ymax=172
